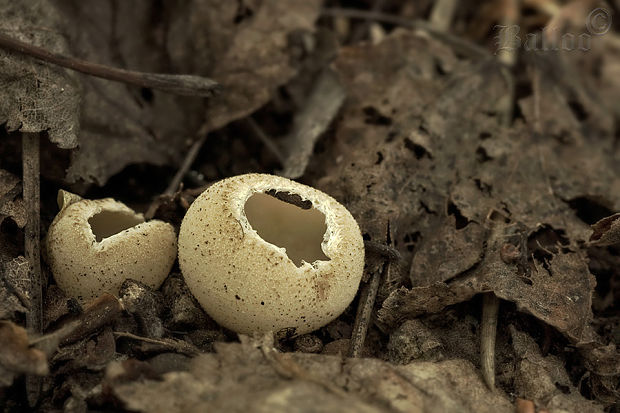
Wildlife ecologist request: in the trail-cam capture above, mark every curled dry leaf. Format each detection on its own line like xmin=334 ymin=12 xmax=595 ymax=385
xmin=590 ymin=213 xmax=620 ymax=246
xmin=380 ymin=226 xmax=597 ymax=344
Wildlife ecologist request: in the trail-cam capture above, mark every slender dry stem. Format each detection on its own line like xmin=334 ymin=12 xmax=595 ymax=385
xmin=322 ymin=7 xmax=489 ymax=58
xmin=481 ymin=292 xmax=500 ymax=390
xmin=0 ymin=32 xmax=218 ymax=97
xmin=22 ymin=132 xmax=42 ymax=407
xmin=349 ymin=262 xmax=386 ymax=357
xmin=22 ymin=133 xmax=42 ymax=333
xmin=246 ymin=118 xmax=285 ymax=165
xmin=430 ymin=0 xmax=459 ymax=31
xmin=164 ymin=132 xmax=209 ymax=196
xmin=113 ymin=331 xmax=200 ymax=356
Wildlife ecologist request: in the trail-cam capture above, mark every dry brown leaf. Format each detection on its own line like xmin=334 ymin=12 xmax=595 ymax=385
xmin=52 ymin=0 xmax=206 ymax=185
xmin=410 ymin=217 xmax=487 ymax=286
xmin=48 ymin=0 xmax=322 ymax=185
xmin=0 ymin=0 xmax=81 ymax=149
xmin=380 ymin=226 xmax=597 ymax=344
xmin=311 ymin=29 xmax=616 ymax=345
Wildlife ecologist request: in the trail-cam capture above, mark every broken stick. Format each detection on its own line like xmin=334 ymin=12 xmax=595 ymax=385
xmin=22 ymin=132 xmax=42 ymax=407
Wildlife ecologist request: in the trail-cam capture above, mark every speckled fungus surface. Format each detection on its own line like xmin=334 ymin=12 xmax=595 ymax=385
xmin=178 ymin=173 xmax=365 ymax=335
xmin=46 ymin=190 xmax=177 ymax=302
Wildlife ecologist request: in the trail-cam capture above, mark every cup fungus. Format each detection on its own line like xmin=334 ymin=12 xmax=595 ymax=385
xmin=46 ymin=190 xmax=177 ymax=302
xmin=178 ymin=173 xmax=364 ymax=335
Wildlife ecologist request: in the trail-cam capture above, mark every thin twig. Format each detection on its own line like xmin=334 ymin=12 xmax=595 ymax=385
xmin=364 ymin=240 xmax=403 ymax=265
xmin=113 ymin=331 xmax=200 ymax=356
xmin=478 ymin=3 xmax=519 ymax=390
xmin=0 ymin=32 xmax=219 ymax=97
xmin=497 ymin=0 xmax=521 ymax=68
xmin=322 ymin=8 xmax=490 ymax=59
xmin=164 ymin=131 xmax=209 ymax=196
xmin=245 ymin=118 xmax=285 ymax=165
xmin=349 ymin=0 xmax=386 ymax=42
xmin=23 ymin=133 xmax=42 ymax=334
xmin=145 ymin=125 xmax=209 ymax=219
xmin=478 ymin=3 xmax=519 ymax=391
xmin=22 ymin=132 xmax=42 ymax=407
xmin=499 ymin=66 xmax=516 ymax=126
xmin=497 ymin=0 xmax=521 ymax=126
xmin=481 ymin=292 xmax=500 ymax=390
xmin=429 ymin=0 xmax=459 ymax=32
xmin=349 ymin=261 xmax=386 ymax=357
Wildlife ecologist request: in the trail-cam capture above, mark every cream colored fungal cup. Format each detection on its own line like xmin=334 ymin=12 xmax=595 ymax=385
xmin=178 ymin=173 xmax=364 ymax=335
xmin=46 ymin=190 xmax=177 ymax=302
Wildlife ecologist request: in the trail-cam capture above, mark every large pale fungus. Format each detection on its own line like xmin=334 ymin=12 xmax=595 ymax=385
xmin=178 ymin=173 xmax=364 ymax=335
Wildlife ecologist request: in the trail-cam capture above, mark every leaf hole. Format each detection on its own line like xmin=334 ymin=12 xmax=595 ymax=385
xmin=567 ymin=196 xmax=613 ymax=225
xmin=363 ymin=106 xmax=392 ymax=126
xmin=404 ymin=138 xmax=431 ymax=160
xmin=475 ymin=146 xmax=492 ymax=162
xmin=403 ymin=231 xmax=421 ymax=252
xmin=447 ymin=201 xmax=469 ymax=230
xmin=375 ymin=152 xmax=384 ymax=165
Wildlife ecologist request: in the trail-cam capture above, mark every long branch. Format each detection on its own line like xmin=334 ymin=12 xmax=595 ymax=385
xmin=23 ymin=132 xmax=42 ymax=407
xmin=322 ymin=8 xmax=489 ymax=59
xmin=0 ymin=32 xmax=219 ymax=97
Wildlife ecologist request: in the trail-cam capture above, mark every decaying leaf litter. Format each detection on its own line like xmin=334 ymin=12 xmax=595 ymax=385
xmin=0 ymin=0 xmax=619 ymax=411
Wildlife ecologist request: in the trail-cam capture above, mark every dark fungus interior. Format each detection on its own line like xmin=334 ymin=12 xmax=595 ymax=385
xmin=88 ymin=210 xmax=144 ymax=242
xmin=244 ymin=192 xmax=330 ymax=267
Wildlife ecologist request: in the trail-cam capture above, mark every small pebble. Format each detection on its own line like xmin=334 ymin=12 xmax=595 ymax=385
xmin=294 ymin=334 xmax=323 ymax=353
